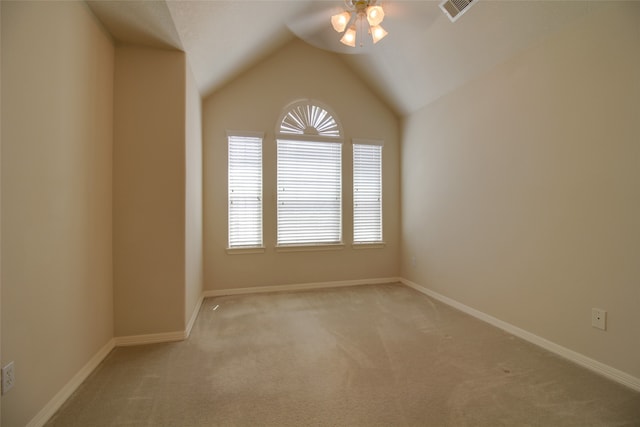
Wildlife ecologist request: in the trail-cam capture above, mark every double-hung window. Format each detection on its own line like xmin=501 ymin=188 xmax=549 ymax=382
xmin=228 ymin=132 xmax=263 ymax=248
xmin=353 ymin=140 xmax=383 ymax=244
xmin=276 ymin=101 xmax=343 ymax=246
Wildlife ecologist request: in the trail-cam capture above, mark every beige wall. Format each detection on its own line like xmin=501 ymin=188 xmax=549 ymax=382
xmin=401 ymin=3 xmax=640 ymax=379
xmin=113 ymin=46 xmax=187 ymax=336
xmin=1 ymin=2 xmax=114 ymax=426
xmin=1 ymin=2 xmax=4 ymax=422
xmin=185 ymin=64 xmax=204 ymax=323
xmin=203 ymin=39 xmax=400 ymax=291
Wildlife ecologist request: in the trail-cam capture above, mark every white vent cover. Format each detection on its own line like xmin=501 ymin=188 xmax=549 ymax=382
xmin=440 ymin=0 xmax=477 ymax=23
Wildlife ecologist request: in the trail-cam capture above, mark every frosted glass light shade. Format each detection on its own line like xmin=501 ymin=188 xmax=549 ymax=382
xmin=370 ymin=25 xmax=388 ymax=44
xmin=366 ymin=5 xmax=384 ymax=26
xmin=340 ymin=26 xmax=357 ymax=47
xmin=331 ymin=11 xmax=351 ymax=33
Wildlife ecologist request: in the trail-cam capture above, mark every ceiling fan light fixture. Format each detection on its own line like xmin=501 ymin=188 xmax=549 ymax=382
xmin=332 ymin=0 xmax=387 ymax=48
xmin=331 ymin=11 xmax=351 ymax=33
xmin=370 ymin=24 xmax=388 ymax=44
xmin=340 ymin=26 xmax=357 ymax=47
xmin=366 ymin=5 xmax=384 ymax=26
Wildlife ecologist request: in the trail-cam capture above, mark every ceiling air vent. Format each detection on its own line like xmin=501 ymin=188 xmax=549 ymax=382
xmin=440 ymin=0 xmax=477 ymax=23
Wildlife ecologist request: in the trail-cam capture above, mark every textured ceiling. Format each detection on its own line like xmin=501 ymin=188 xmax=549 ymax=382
xmin=87 ymin=0 xmax=604 ymax=116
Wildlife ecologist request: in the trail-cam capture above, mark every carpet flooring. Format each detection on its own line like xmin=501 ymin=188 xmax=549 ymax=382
xmin=46 ymin=283 xmax=640 ymax=426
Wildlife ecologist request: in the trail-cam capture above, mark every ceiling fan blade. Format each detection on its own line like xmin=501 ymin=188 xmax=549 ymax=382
xmin=287 ymin=3 xmax=340 ymax=39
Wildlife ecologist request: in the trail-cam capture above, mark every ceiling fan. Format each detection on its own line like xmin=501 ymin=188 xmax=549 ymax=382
xmin=285 ymin=0 xmax=410 ymax=55
xmin=286 ymin=0 xmax=477 ymax=55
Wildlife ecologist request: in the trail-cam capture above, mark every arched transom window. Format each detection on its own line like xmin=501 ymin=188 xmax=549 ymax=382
xmin=278 ymin=100 xmax=342 ymax=139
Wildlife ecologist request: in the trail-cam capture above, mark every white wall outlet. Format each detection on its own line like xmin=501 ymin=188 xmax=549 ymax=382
xmin=592 ymin=308 xmax=607 ymax=330
xmin=2 ymin=361 xmax=15 ymax=394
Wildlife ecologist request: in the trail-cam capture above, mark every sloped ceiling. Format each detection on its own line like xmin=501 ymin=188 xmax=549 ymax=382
xmin=87 ymin=0 xmax=604 ymax=116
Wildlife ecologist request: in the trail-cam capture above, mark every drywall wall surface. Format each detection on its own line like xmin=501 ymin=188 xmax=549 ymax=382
xmin=185 ymin=64 xmax=204 ymax=324
xmin=0 ymin=3 xmax=3 ymax=422
xmin=114 ymin=46 xmax=186 ymax=336
xmin=203 ymin=39 xmax=400 ymax=291
xmin=401 ymin=2 xmax=640 ymax=379
xmin=1 ymin=2 xmax=114 ymax=426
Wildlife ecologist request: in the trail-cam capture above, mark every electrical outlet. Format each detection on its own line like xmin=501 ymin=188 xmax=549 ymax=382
xmin=592 ymin=308 xmax=607 ymax=331
xmin=2 ymin=361 xmax=15 ymax=394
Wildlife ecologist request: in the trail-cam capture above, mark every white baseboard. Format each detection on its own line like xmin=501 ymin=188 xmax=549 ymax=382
xmin=115 ymin=294 xmax=206 ymax=346
xmin=203 ymin=277 xmax=402 ymax=297
xmin=400 ymin=278 xmax=640 ymax=392
xmin=24 ymin=278 xmax=639 ymax=427
xmin=32 ymin=299 xmax=205 ymax=425
xmin=185 ymin=295 xmax=204 ymax=338
xmin=30 ymin=280 xmax=397 ymax=424
xmin=26 ymin=338 xmax=116 ymax=427
xmin=113 ymin=331 xmax=187 ymax=347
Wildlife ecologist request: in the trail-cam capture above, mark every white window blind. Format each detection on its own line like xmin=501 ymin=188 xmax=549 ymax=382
xmin=353 ymin=142 xmax=383 ymax=243
xmin=277 ymin=139 xmax=342 ymax=245
xmin=228 ymin=133 xmax=263 ymax=248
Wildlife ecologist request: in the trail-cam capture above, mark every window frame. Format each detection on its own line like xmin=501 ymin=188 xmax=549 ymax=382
xmin=226 ymin=131 xmax=265 ymax=253
xmin=352 ymin=139 xmax=384 ymax=246
xmin=275 ymin=100 xmax=345 ymax=250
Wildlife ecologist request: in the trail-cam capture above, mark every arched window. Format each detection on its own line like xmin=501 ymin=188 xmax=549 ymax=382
xmin=276 ymin=100 xmax=343 ymax=246
xmin=278 ymin=102 xmax=341 ymax=138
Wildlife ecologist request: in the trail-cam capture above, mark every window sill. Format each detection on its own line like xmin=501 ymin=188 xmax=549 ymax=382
xmin=276 ymin=244 xmax=345 ymax=253
xmin=226 ymin=246 xmax=266 ymax=255
xmin=352 ymin=242 xmax=386 ymax=249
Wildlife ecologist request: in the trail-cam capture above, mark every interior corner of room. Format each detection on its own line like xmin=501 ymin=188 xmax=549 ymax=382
xmin=1 ymin=0 xmax=639 ymax=426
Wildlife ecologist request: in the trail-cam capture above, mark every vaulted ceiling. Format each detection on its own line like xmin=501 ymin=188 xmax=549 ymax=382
xmin=87 ymin=0 xmax=603 ymax=116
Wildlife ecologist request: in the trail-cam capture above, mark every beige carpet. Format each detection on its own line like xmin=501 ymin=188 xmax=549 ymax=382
xmin=46 ymin=284 xmax=640 ymax=426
